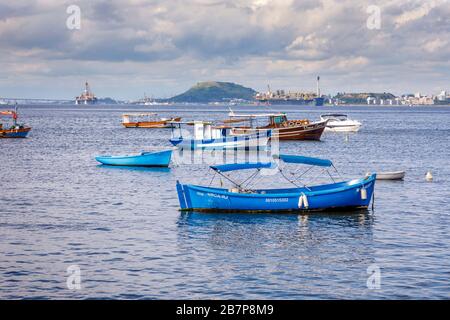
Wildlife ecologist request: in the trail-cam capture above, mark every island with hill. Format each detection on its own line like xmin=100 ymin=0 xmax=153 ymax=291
xmin=168 ymin=81 xmax=256 ymax=103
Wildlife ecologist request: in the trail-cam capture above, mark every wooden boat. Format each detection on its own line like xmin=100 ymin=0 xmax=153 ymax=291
xmin=176 ymin=154 xmax=376 ymax=212
xmin=0 ymin=108 xmax=31 ymax=138
xmin=226 ymin=110 xmax=327 ymax=140
xmin=376 ymin=171 xmax=405 ymax=180
xmin=122 ymin=113 xmax=181 ymax=128
xmin=320 ymin=114 xmax=362 ymax=132
xmin=95 ymin=150 xmax=172 ymax=167
xmin=169 ymin=121 xmax=271 ymax=150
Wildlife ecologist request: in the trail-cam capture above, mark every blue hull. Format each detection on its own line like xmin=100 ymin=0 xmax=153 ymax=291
xmin=0 ymin=128 xmax=31 ymax=138
xmin=95 ymin=150 xmax=172 ymax=167
xmin=177 ymin=174 xmax=376 ymax=213
xmin=170 ymin=131 xmax=270 ymax=150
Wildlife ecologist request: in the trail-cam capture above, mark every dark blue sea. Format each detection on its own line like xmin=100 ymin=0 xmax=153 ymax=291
xmin=1 ymin=104 xmax=449 ymax=299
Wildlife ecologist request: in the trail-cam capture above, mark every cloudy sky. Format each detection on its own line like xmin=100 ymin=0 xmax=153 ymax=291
xmin=0 ymin=0 xmax=449 ymax=99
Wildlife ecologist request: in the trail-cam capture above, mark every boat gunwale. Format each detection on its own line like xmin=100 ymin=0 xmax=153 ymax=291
xmin=95 ymin=150 xmax=172 ymax=160
xmin=182 ymin=174 xmax=376 ymax=198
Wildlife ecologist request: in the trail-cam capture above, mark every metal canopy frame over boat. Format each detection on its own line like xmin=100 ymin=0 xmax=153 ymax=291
xmin=122 ymin=113 xmax=158 ymax=117
xmin=206 ymin=154 xmax=343 ymax=193
xmin=169 ymin=120 xmax=216 ymax=140
xmin=0 ymin=106 xmax=19 ymax=124
xmin=225 ymin=109 xmax=287 ymax=128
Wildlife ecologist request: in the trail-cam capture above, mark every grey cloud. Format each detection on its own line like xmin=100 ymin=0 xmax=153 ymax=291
xmin=0 ymin=0 xmax=448 ymax=99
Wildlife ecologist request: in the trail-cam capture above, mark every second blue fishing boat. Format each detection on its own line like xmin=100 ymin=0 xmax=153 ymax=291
xmin=95 ymin=150 xmax=172 ymax=167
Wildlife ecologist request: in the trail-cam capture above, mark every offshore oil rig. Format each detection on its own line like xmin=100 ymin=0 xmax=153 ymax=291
xmin=75 ymin=82 xmax=98 ymax=105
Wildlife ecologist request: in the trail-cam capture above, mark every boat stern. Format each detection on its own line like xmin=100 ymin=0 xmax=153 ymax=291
xmin=176 ymin=181 xmax=190 ymax=210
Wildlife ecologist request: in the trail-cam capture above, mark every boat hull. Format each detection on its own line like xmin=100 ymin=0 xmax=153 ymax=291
xmin=273 ymin=123 xmax=326 ymax=140
xmin=0 ymin=127 xmax=31 ymax=138
xmin=376 ymin=171 xmax=405 ymax=180
xmin=177 ymin=174 xmax=376 ymax=213
xmin=123 ymin=117 xmax=181 ymax=128
xmin=95 ymin=150 xmax=172 ymax=167
xmin=170 ymin=132 xmax=270 ymax=150
xmin=232 ymin=120 xmax=327 ymax=141
xmin=325 ymin=124 xmax=361 ymax=132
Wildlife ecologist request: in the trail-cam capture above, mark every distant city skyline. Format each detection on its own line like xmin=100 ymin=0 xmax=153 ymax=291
xmin=0 ymin=0 xmax=449 ymax=100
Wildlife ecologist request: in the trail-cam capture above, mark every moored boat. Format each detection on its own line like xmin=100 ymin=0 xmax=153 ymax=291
xmin=376 ymin=171 xmax=405 ymax=180
xmin=226 ymin=110 xmax=327 ymax=140
xmin=0 ymin=107 xmax=31 ymax=138
xmin=169 ymin=121 xmax=271 ymax=150
xmin=320 ymin=114 xmax=362 ymax=132
xmin=122 ymin=113 xmax=181 ymax=128
xmin=95 ymin=150 xmax=172 ymax=167
xmin=176 ymin=154 xmax=376 ymax=212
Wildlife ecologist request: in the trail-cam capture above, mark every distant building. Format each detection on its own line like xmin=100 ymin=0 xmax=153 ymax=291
xmin=401 ymin=93 xmax=434 ymax=105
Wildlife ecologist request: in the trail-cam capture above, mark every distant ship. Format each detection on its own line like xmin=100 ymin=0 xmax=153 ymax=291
xmin=75 ymin=82 xmax=98 ymax=105
xmin=134 ymin=93 xmax=158 ymax=105
xmin=255 ymin=76 xmax=324 ymax=106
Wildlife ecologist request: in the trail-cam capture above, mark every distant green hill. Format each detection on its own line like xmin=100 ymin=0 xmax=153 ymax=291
xmin=169 ymin=81 xmax=256 ymax=103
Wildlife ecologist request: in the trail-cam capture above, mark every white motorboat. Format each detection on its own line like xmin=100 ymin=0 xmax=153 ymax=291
xmin=320 ymin=114 xmax=362 ymax=132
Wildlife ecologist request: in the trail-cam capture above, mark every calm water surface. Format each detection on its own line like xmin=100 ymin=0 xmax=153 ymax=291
xmin=1 ymin=104 xmax=449 ymax=299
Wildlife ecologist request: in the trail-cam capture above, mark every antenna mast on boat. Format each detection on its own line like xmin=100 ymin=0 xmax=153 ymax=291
xmin=316 ymin=76 xmax=320 ymax=97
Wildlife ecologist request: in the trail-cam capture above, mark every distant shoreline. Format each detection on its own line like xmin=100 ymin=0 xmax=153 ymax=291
xmin=5 ymin=103 xmax=450 ymax=109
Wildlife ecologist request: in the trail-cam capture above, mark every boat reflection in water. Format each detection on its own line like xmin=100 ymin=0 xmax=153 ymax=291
xmin=175 ymin=211 xmax=376 ymax=297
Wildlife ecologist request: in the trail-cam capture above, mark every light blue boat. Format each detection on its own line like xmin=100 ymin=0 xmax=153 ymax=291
xmin=176 ymin=154 xmax=376 ymax=213
xmin=95 ymin=150 xmax=172 ymax=167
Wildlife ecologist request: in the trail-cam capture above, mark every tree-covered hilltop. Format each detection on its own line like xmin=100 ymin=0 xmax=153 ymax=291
xmin=169 ymin=81 xmax=256 ymax=103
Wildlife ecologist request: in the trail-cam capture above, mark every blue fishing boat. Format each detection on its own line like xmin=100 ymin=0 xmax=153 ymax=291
xmin=176 ymin=154 xmax=376 ymax=212
xmin=169 ymin=121 xmax=271 ymax=150
xmin=95 ymin=150 xmax=172 ymax=167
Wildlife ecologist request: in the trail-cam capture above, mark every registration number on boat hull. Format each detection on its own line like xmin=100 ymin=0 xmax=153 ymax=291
xmin=265 ymin=198 xmax=289 ymax=203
